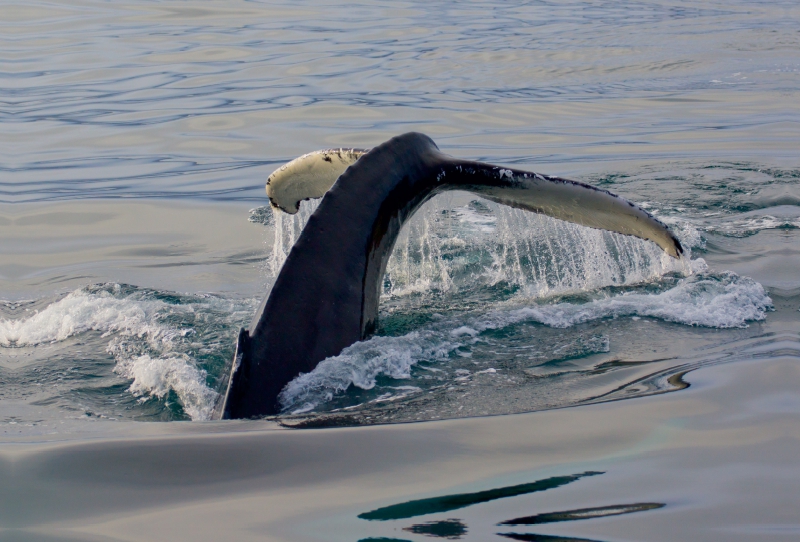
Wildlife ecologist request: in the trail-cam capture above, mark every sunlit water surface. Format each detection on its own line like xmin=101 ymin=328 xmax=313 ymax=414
xmin=1 ymin=0 xmax=797 ymax=430
xmin=1 ymin=1 xmax=799 ymax=541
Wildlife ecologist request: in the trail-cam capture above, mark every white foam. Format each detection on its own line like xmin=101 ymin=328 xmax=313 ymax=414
xmin=475 ymin=270 xmax=771 ymax=331
xmin=676 ymin=206 xmax=800 ymax=238
xmin=278 ymin=331 xmax=458 ymax=413
xmin=714 ymin=215 xmax=800 ymax=237
xmin=279 ymin=268 xmax=771 ymax=413
xmin=0 ymin=289 xmax=164 ymax=347
xmin=119 ymin=354 xmax=217 ymax=421
xmin=451 ymin=326 xmax=479 ymax=337
xmin=0 ymin=287 xmax=220 ymax=421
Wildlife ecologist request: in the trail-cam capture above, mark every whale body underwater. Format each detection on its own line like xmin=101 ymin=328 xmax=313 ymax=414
xmin=215 ymin=132 xmax=683 ymax=420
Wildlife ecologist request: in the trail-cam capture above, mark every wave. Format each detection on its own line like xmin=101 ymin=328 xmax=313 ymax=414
xmin=0 ymin=285 xmax=249 ymax=421
xmin=0 ymin=286 xmax=172 ymax=347
xmin=279 ymin=267 xmax=771 ymax=413
xmin=119 ymin=354 xmax=218 ymax=421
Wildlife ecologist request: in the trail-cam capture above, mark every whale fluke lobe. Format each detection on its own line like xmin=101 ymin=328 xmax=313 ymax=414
xmin=266 ymin=148 xmax=367 ymax=213
xmin=217 ymin=132 xmax=683 ymax=419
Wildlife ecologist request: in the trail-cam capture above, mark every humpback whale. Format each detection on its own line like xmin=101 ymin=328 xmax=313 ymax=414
xmin=216 ymin=132 xmax=683 ymax=419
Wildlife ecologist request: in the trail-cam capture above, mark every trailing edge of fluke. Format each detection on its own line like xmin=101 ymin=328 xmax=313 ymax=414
xmin=214 ymin=132 xmax=683 ymax=420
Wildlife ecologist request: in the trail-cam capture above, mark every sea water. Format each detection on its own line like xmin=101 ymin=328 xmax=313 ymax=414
xmin=1 ymin=0 xmax=796 ymax=429
xmin=0 ymin=2 xmax=798 ymax=539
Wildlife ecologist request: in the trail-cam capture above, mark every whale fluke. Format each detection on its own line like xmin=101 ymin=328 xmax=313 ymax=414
xmin=216 ymin=132 xmax=683 ymax=419
xmin=266 ymin=148 xmax=367 ymax=213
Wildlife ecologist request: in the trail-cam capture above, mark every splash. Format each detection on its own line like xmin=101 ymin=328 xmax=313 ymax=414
xmin=384 ymin=195 xmax=697 ymax=298
xmin=267 ymin=199 xmax=321 ymax=276
xmin=0 ymin=285 xmax=237 ymax=421
xmin=119 ymin=355 xmax=218 ymax=421
xmin=0 ymin=287 xmax=162 ymax=347
xmin=279 ymin=330 xmax=458 ymax=414
xmin=262 ymin=192 xmax=770 ymax=415
xmin=473 ymin=269 xmax=771 ymax=330
xmin=264 ymin=193 xmax=699 ymax=299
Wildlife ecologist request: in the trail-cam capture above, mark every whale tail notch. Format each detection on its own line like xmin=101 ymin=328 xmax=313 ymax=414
xmin=217 ymin=132 xmax=683 ymax=419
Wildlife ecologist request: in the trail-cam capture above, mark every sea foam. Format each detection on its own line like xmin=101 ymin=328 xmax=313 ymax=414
xmin=120 ymin=354 xmax=218 ymax=421
xmin=278 ymin=268 xmax=772 ymax=413
xmin=0 ymin=286 xmax=220 ymax=421
xmin=0 ymin=288 xmax=162 ymax=346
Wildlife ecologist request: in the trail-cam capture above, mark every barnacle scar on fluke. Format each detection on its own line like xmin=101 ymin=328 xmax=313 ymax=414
xmin=215 ymin=132 xmax=683 ymax=420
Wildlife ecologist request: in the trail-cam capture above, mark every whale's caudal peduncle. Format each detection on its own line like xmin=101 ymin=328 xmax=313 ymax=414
xmin=216 ymin=132 xmax=683 ymax=420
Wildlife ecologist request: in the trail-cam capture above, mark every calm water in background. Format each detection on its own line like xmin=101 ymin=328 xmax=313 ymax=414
xmin=0 ymin=1 xmax=799 ymax=540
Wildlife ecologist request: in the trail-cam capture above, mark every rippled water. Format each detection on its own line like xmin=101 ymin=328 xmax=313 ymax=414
xmin=1 ymin=0 xmax=798 ymax=434
xmin=3 ymin=0 xmax=798 ymax=202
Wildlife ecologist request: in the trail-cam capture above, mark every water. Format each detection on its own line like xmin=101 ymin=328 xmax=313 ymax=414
xmin=1 ymin=0 xmax=796 ymax=426
xmin=0 ymin=0 xmax=798 ymax=539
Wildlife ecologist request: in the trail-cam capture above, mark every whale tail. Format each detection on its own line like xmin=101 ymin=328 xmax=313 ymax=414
xmin=217 ymin=132 xmax=683 ymax=419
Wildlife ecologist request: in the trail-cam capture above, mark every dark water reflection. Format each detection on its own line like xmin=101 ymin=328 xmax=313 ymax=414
xmin=500 ymin=503 xmax=665 ymax=525
xmin=499 ymin=534 xmax=605 ymax=542
xmin=358 ymin=473 xmax=666 ymax=541
xmin=359 ymin=472 xmax=602 ymax=520
xmin=404 ymin=519 xmax=468 ymax=539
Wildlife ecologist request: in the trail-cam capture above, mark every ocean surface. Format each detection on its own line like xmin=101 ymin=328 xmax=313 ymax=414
xmin=0 ymin=1 xmax=798 ymax=540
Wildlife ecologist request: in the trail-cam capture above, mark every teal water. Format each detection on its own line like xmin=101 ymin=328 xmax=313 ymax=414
xmin=0 ymin=0 xmax=797 ymax=432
